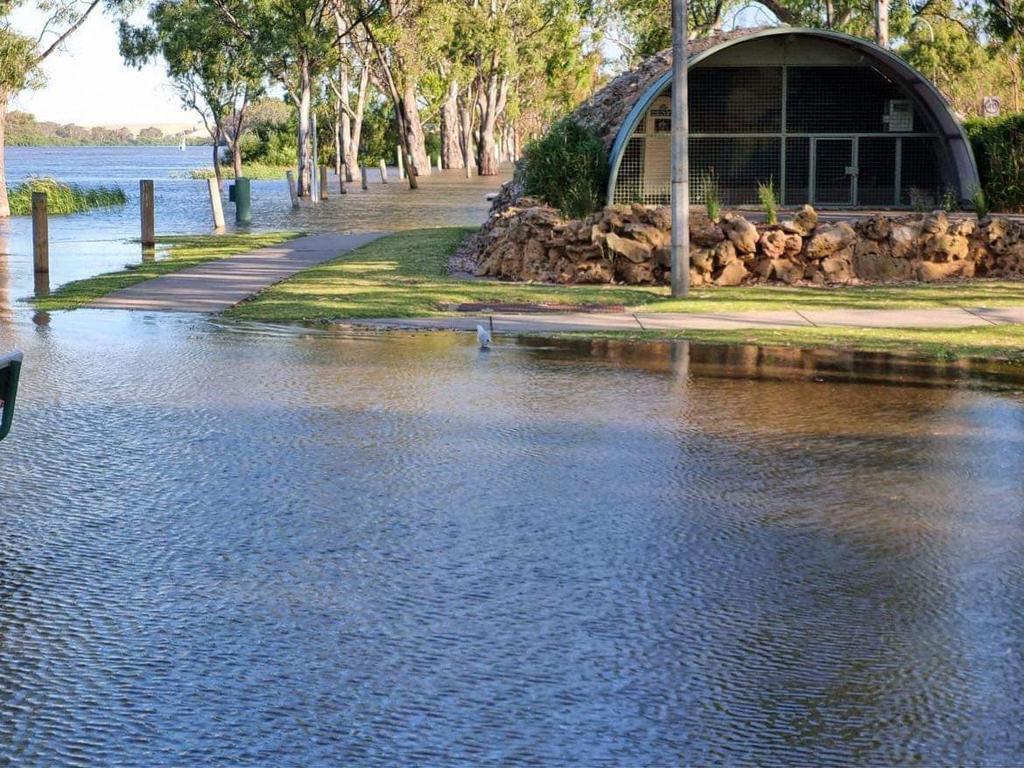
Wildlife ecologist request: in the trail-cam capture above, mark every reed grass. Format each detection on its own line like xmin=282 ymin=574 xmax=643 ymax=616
xmin=8 ymin=177 xmax=126 ymax=215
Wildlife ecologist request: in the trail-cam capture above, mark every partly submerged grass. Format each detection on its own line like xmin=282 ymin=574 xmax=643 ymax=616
xmin=33 ymin=232 xmax=301 ymax=311
xmin=9 ymin=177 xmax=126 ymax=215
xmin=227 ymin=226 xmax=1024 ymax=360
xmin=189 ymin=164 xmax=292 ymax=181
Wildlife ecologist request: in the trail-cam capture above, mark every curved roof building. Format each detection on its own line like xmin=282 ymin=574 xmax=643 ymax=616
xmin=571 ymin=27 xmax=979 ymax=209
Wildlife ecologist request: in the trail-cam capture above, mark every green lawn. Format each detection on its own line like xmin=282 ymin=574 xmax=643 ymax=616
xmin=33 ymin=231 xmax=301 ymax=311
xmin=227 ymin=226 xmax=1024 ymax=319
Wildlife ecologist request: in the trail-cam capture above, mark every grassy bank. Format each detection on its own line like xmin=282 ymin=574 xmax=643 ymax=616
xmin=33 ymin=232 xmax=300 ymax=311
xmin=189 ymin=164 xmax=291 ymax=181
xmin=9 ymin=178 xmax=126 ymax=215
xmin=226 ymin=226 xmax=1024 ymax=361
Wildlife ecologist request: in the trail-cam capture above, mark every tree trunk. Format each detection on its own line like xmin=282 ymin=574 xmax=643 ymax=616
xmin=874 ymin=0 xmax=889 ymax=47
xmin=347 ymin=65 xmax=368 ymax=181
xmin=0 ymin=92 xmax=10 ymax=218
xmin=476 ymin=77 xmax=500 ymax=176
xmin=459 ymin=94 xmax=474 ymax=177
xmin=231 ymin=141 xmax=242 ymax=178
xmin=402 ymin=82 xmax=430 ymax=175
xmin=213 ymin=138 xmax=223 ymax=189
xmin=297 ymin=55 xmax=313 ymax=196
xmin=440 ymin=79 xmax=463 ymax=169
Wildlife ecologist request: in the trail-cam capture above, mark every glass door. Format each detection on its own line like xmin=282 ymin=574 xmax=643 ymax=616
xmin=812 ymin=138 xmax=855 ymax=206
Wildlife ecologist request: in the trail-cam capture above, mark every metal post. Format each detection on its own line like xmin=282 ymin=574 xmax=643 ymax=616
xmin=32 ymin=192 xmax=48 ymax=274
xmin=670 ymin=0 xmax=689 ymax=298
xmin=140 ymin=180 xmax=155 ymax=247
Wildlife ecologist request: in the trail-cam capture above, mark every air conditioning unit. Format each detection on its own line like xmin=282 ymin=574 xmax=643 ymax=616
xmin=883 ymin=100 xmax=913 ymax=132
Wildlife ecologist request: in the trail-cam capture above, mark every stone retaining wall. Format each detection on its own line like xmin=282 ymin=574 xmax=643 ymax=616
xmin=461 ymin=200 xmax=1024 ymax=286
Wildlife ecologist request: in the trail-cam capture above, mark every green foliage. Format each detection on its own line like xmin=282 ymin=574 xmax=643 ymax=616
xmin=357 ymin=100 xmax=400 ymax=166
xmin=240 ymin=102 xmax=296 ymax=165
xmin=758 ymin=179 xmax=778 ymax=225
xmin=965 ymin=114 xmax=1024 ymax=212
xmin=520 ymin=119 xmax=607 ymax=218
xmin=702 ymin=171 xmax=721 ymax=221
xmin=7 ymin=178 xmax=126 ymax=215
xmin=971 ymin=186 xmax=990 ymax=218
xmin=189 ymin=163 xmax=291 ymax=180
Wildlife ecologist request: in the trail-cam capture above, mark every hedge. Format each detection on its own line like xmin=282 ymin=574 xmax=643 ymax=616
xmin=965 ymin=114 xmax=1024 ymax=213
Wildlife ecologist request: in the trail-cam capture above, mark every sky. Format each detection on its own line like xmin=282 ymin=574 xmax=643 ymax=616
xmin=10 ymin=5 xmax=195 ymax=127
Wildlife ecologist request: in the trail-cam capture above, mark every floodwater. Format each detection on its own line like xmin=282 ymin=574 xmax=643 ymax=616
xmin=1 ymin=146 xmax=508 ymax=303
xmin=2 ymin=146 xmax=1024 ymax=766
xmin=2 ymin=304 xmax=1024 ymax=766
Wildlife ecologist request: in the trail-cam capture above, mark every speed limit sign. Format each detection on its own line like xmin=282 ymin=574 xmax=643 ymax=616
xmin=982 ymin=96 xmax=1001 ymax=118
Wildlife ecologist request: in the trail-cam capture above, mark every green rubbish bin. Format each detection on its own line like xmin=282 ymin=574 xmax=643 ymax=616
xmin=0 ymin=350 xmax=23 ymax=442
xmin=229 ymin=177 xmax=252 ymax=225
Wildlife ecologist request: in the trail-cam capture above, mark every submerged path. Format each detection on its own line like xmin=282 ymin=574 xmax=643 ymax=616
xmin=353 ymin=306 xmax=1024 ymax=333
xmin=89 ymin=232 xmax=386 ymax=313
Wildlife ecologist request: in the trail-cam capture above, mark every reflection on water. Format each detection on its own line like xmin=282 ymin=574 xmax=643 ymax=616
xmin=0 ymin=311 xmax=1023 ymax=766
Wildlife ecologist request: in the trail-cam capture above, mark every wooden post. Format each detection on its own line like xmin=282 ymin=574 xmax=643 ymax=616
xmin=339 ymin=164 xmax=348 ymax=194
xmin=207 ymin=178 xmax=225 ymax=229
xmin=397 ymin=146 xmax=405 ymax=179
xmin=379 ymin=158 xmax=389 ymax=184
xmin=32 ymin=192 xmax=48 ymax=274
xmin=361 ymin=166 xmax=369 ymax=190
xmin=319 ymin=166 xmax=329 ymax=200
xmin=286 ymin=171 xmax=299 ymax=208
xmin=140 ymin=180 xmax=155 ymax=246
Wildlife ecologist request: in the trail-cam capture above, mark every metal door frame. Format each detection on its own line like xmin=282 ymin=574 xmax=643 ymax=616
xmin=809 ymin=136 xmax=858 ymax=207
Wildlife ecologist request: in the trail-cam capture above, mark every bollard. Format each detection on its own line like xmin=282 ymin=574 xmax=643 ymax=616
xmin=207 ymin=178 xmax=225 ymax=229
xmin=361 ymin=166 xmax=369 ymax=190
xmin=230 ymin=177 xmax=251 ymax=224
xmin=436 ymin=154 xmax=442 ymax=172
xmin=397 ymin=146 xmax=405 ymax=179
xmin=339 ymin=165 xmax=348 ymax=195
xmin=32 ymin=192 xmax=48 ymax=274
xmin=286 ymin=171 xmax=299 ymax=208
xmin=319 ymin=166 xmax=329 ymax=200
xmin=379 ymin=159 xmax=389 ymax=184
xmin=140 ymin=180 xmax=155 ymax=246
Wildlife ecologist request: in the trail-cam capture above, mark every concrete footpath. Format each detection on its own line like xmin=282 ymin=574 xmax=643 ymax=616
xmin=90 ymin=232 xmax=386 ymax=313
xmin=353 ymin=306 xmax=1024 ymax=333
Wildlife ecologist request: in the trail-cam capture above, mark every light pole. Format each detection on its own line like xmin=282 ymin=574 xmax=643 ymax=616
xmin=670 ymin=0 xmax=689 ymax=297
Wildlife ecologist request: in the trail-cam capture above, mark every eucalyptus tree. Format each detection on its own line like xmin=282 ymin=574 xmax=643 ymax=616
xmin=0 ymin=0 xmax=119 ymax=216
xmin=120 ymin=0 xmax=264 ymax=187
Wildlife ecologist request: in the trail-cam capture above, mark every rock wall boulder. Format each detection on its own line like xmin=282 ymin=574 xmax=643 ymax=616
xmin=464 ymin=202 xmax=1024 ymax=287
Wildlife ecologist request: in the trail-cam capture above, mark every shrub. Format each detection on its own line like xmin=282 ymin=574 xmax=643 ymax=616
xmin=965 ymin=114 xmax=1024 ymax=213
xmin=758 ymin=178 xmax=778 ymax=225
xmin=520 ymin=119 xmax=607 ymax=218
xmin=971 ymin=186 xmax=990 ymax=218
xmin=7 ymin=177 xmax=126 ymax=215
xmin=702 ymin=170 xmax=721 ymax=221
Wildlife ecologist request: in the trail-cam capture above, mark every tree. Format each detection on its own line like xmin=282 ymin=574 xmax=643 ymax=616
xmin=0 ymin=0 xmax=113 ymax=216
xmin=120 ymin=0 xmax=264 ymax=187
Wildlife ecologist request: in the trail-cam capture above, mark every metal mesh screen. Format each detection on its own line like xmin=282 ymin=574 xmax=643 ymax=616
xmin=900 ymin=137 xmax=942 ymax=206
xmin=692 ymin=137 xmax=781 ymax=205
xmin=613 ymin=136 xmax=649 ymax=204
xmin=785 ymin=137 xmax=810 ymax=206
xmin=858 ymin=137 xmax=897 ymax=206
xmin=787 ymin=67 xmax=920 ymax=133
xmin=690 ymin=67 xmax=782 ymax=133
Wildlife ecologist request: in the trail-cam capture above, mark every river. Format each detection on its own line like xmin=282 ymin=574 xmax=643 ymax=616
xmin=1 ymin=147 xmax=1024 ymax=766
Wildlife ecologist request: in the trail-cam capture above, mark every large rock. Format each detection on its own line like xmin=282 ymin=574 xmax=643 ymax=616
xmin=759 ymin=230 xmax=788 ymax=259
xmin=793 ymin=204 xmax=818 ymax=234
xmin=918 ymin=260 xmax=963 ymax=282
xmin=604 ymin=231 xmax=652 ymax=263
xmin=721 ymin=214 xmax=759 ymax=253
xmin=805 ymin=222 xmax=856 ymax=260
xmin=714 ymin=260 xmax=748 ymax=286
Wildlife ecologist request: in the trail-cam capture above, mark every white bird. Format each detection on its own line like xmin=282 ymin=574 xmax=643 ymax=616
xmin=476 ymin=324 xmax=492 ymax=350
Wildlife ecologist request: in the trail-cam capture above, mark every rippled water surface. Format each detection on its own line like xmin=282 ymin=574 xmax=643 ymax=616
xmin=1 ymin=306 xmax=1024 ymax=766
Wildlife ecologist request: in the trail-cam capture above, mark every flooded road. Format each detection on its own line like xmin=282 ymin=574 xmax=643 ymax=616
xmin=1 ymin=307 xmax=1023 ymax=766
